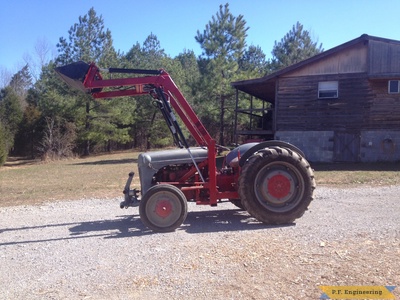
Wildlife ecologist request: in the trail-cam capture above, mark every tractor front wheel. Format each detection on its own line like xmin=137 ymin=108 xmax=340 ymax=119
xmin=139 ymin=184 xmax=188 ymax=232
xmin=239 ymin=146 xmax=315 ymax=224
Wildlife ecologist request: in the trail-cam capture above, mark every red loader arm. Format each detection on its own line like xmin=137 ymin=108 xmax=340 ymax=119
xmin=55 ymin=61 xmax=214 ymax=149
xmin=55 ymin=61 xmax=226 ymax=204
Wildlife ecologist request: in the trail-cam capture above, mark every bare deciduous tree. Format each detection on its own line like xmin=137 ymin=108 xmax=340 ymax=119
xmin=23 ymin=37 xmax=56 ymax=82
xmin=38 ymin=117 xmax=76 ymax=160
xmin=0 ymin=66 xmax=12 ymax=89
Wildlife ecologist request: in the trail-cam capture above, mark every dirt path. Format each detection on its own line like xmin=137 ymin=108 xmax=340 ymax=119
xmin=0 ymin=186 xmax=399 ymax=299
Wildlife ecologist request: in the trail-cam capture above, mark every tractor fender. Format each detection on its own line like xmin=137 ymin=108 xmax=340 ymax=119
xmin=238 ymin=140 xmax=305 ymax=167
xmin=226 ymin=143 xmax=259 ymax=167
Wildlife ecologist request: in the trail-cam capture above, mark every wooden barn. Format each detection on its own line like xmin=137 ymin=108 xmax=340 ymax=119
xmin=232 ymin=34 xmax=400 ymax=162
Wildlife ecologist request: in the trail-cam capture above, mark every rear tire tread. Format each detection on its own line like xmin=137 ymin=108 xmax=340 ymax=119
xmin=239 ymin=146 xmax=316 ymax=224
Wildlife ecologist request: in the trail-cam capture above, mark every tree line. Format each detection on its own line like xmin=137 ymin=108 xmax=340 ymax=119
xmin=0 ymin=4 xmax=323 ymax=166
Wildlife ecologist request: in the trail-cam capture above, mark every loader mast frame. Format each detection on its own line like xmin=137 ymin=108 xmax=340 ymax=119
xmin=74 ymin=62 xmax=230 ymax=205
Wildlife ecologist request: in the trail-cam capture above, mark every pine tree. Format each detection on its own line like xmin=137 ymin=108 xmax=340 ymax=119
xmin=56 ymin=7 xmax=115 ymax=65
xmin=174 ymin=50 xmax=200 ymax=100
xmin=0 ymin=122 xmax=7 ymax=165
xmin=56 ymin=7 xmax=120 ymax=155
xmin=124 ymin=33 xmax=174 ymax=149
xmin=0 ymin=87 xmax=23 ymax=159
xmin=195 ymin=3 xmax=249 ymax=145
xmin=239 ymin=45 xmax=269 ymax=76
xmin=9 ymin=64 xmax=32 ymax=102
xmin=270 ymin=22 xmax=323 ymax=71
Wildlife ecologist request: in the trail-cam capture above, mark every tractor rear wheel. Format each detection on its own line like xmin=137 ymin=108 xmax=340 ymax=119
xmin=229 ymin=199 xmax=245 ymax=210
xmin=139 ymin=184 xmax=188 ymax=232
xmin=238 ymin=146 xmax=315 ymax=224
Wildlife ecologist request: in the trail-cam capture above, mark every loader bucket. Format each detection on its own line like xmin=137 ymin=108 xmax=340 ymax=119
xmin=55 ymin=61 xmax=91 ymax=93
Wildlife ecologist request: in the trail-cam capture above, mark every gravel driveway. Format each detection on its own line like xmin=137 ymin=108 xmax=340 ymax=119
xmin=1 ymin=186 xmax=399 ymax=299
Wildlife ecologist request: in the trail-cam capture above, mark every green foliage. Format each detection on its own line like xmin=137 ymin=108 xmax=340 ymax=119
xmin=5 ymin=5 xmax=326 ymax=158
xmin=35 ymin=62 xmax=85 ymax=119
xmin=239 ymin=45 xmax=269 ymax=76
xmin=9 ymin=64 xmax=32 ymax=100
xmin=0 ymin=123 xmax=8 ymax=165
xmin=196 ymin=4 xmax=248 ymax=60
xmin=55 ymin=7 xmax=122 ymax=155
xmin=125 ymin=33 xmax=167 ymax=69
xmin=270 ymin=21 xmax=324 ymax=70
xmin=124 ymin=33 xmax=181 ymax=149
xmin=0 ymin=66 xmax=36 ymax=160
xmin=56 ymin=7 xmax=116 ymax=66
xmin=194 ymin=3 xmax=249 ymax=145
xmin=85 ymin=97 xmax=134 ymax=145
xmin=174 ymin=50 xmax=200 ymax=95
xmin=13 ymin=103 xmax=42 ymax=157
xmin=0 ymin=87 xmax=23 ymax=150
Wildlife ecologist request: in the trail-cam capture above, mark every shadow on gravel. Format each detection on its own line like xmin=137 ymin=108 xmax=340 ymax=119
xmin=69 ymin=214 xmax=154 ymax=238
xmin=0 ymin=209 xmax=293 ymax=246
xmin=182 ymin=209 xmax=293 ymax=233
xmin=0 ymin=216 xmax=148 ymax=246
xmin=68 ymin=208 xmax=294 ymax=237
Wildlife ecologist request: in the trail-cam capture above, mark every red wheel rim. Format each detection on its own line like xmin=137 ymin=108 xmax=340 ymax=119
xmin=267 ymin=174 xmax=292 ymax=199
xmin=254 ymin=162 xmax=305 ymax=212
xmin=154 ymin=199 xmax=173 ymax=218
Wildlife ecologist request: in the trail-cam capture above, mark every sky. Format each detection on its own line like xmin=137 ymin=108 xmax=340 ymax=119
xmin=1 ymin=0 xmax=400 ymax=75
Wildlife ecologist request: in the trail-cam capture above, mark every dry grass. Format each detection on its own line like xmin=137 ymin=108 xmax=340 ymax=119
xmin=313 ymin=162 xmax=400 ymax=186
xmin=1 ymin=151 xmax=400 ymax=207
xmin=0 ymin=151 xmax=140 ymax=207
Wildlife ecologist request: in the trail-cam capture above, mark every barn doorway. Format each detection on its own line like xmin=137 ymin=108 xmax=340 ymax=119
xmin=333 ymin=131 xmax=361 ymax=162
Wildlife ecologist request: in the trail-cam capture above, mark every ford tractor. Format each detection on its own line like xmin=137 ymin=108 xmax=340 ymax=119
xmin=55 ymin=61 xmax=316 ymax=232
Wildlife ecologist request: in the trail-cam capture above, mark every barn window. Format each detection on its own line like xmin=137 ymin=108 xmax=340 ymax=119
xmin=388 ymin=80 xmax=400 ymax=94
xmin=318 ymin=81 xmax=338 ymax=99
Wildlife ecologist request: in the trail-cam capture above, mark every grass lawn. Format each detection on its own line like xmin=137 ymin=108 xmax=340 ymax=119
xmin=0 ymin=152 xmax=140 ymax=207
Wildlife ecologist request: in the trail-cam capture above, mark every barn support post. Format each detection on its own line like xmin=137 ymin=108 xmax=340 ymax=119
xmin=234 ymin=88 xmax=239 ymax=145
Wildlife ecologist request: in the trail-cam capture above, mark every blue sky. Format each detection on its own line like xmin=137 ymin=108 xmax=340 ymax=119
xmin=1 ymin=0 xmax=400 ymax=74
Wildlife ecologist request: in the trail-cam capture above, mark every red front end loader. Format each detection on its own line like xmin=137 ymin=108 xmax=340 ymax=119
xmin=56 ymin=61 xmax=316 ymax=232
